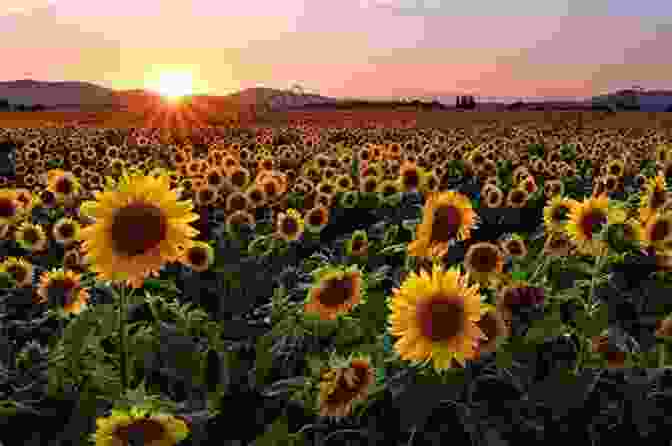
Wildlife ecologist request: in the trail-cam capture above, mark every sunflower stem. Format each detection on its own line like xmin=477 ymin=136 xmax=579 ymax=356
xmin=118 ymin=282 xmax=129 ymax=393
xmin=659 ymin=343 xmax=667 ymax=368
xmin=529 ymin=255 xmax=551 ymax=284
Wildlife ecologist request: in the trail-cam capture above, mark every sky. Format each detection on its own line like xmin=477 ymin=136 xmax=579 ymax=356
xmin=1 ymin=0 xmax=671 ymax=101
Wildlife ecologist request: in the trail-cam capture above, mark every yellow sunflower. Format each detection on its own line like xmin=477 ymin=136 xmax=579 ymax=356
xmin=543 ymin=195 xmax=578 ymax=234
xmin=91 ymin=408 xmax=189 ymax=446
xmin=639 ymin=174 xmax=669 ymax=224
xmin=640 ymin=211 xmax=672 ymax=253
xmin=387 ymin=263 xmax=486 ymax=372
xmin=565 ymin=194 xmax=627 ymax=257
xmin=407 ymin=190 xmax=479 ymax=259
xmin=35 ymin=268 xmax=90 ymax=316
xmin=79 ymin=174 xmax=199 ymax=289
xmin=304 ymin=265 xmax=364 ymax=321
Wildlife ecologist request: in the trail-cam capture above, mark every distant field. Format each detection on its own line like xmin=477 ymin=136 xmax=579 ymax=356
xmin=1 ymin=109 xmax=672 ymax=130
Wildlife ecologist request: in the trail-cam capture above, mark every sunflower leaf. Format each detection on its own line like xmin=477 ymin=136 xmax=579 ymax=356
xmin=378 ymin=243 xmax=407 ymax=256
xmin=524 ymin=310 xmax=566 ymax=344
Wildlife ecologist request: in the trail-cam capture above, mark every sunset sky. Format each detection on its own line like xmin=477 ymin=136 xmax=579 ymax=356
xmin=1 ymin=0 xmax=671 ymax=101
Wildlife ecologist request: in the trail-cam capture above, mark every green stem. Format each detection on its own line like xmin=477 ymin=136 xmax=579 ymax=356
xmin=118 ymin=283 xmax=129 ymax=392
xmin=529 ymin=254 xmax=552 ymax=284
xmin=587 ymin=252 xmax=606 ymax=315
xmin=659 ymin=343 xmax=667 ymax=369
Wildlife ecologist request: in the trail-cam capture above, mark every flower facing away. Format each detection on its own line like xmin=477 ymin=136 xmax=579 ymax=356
xmin=78 ymin=174 xmax=199 ymax=288
xmin=304 ymin=266 xmax=364 ymax=321
xmin=463 ymin=242 xmax=505 ymax=288
xmin=91 ymin=408 xmax=189 ymax=446
xmin=318 ymin=356 xmax=375 ymax=420
xmin=387 ymin=263 xmax=486 ymax=372
xmin=640 ymin=211 xmax=672 ymax=254
xmin=35 ymin=268 xmax=90 ymax=316
xmin=639 ymin=174 xmax=668 ymax=224
xmin=565 ymin=194 xmax=626 ymax=257
xmin=407 ymin=190 xmax=479 ymax=259
xmin=1 ymin=257 xmax=34 ymax=288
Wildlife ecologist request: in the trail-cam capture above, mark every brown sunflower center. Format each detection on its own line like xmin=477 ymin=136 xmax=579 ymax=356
xmin=415 ymin=296 xmax=465 ymax=342
xmin=476 ymin=311 xmax=499 ymax=343
xmin=315 ymin=273 xmax=357 ymax=307
xmin=510 ymin=190 xmax=527 ymax=205
xmin=308 ymin=209 xmax=327 ymax=227
xmin=430 ymin=205 xmax=461 ymax=243
xmin=650 ymin=219 xmax=671 ymax=243
xmin=469 ymin=245 xmax=499 ymax=272
xmin=46 ymin=278 xmax=77 ymax=306
xmin=110 ymin=203 xmax=167 ymax=257
xmin=228 ymin=194 xmax=248 ymax=212
xmin=551 ymin=205 xmax=569 ymax=223
xmin=325 ymin=364 xmax=369 ymax=404
xmin=351 ymin=238 xmax=366 ymax=254
xmin=402 ymin=169 xmax=420 ymax=189
xmin=230 ymin=170 xmax=247 ymax=188
xmin=652 ymin=188 xmax=667 ymax=209
xmin=280 ymin=216 xmax=300 ymax=237
xmin=7 ymin=265 xmax=27 ymax=283
xmin=0 ymin=198 xmax=16 ymax=218
xmin=187 ymin=246 xmax=209 ymax=266
xmin=57 ymin=223 xmax=75 ymax=239
xmin=22 ymin=228 xmax=40 ymax=244
xmin=363 ymin=179 xmax=378 ymax=193
xmin=113 ymin=418 xmax=166 ymax=445
xmin=198 ymin=189 xmax=215 ymax=203
xmin=505 ymin=240 xmax=524 ymax=256
xmin=580 ymin=210 xmax=607 ymax=239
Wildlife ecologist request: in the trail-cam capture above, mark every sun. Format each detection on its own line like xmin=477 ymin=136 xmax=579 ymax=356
xmin=147 ymin=71 xmax=194 ymax=101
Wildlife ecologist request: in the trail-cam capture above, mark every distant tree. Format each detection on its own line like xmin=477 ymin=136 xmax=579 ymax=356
xmin=507 ymin=101 xmax=525 ymax=111
xmin=15 ymin=104 xmax=27 ymax=111
xmin=0 ymin=99 xmax=8 ymax=110
xmin=31 ymin=104 xmax=46 ymax=112
xmin=666 ymin=104 xmax=672 ymax=112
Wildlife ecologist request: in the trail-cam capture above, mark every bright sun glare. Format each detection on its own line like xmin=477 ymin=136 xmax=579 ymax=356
xmin=148 ymin=71 xmax=194 ymax=101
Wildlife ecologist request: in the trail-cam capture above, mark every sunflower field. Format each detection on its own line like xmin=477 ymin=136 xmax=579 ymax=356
xmin=2 ymin=118 xmax=672 ymax=445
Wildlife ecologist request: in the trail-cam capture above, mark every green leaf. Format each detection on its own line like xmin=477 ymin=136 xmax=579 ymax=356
xmin=378 ymin=243 xmax=407 ymax=256
xmin=383 ymin=224 xmax=400 ymax=246
xmin=255 ymin=334 xmax=274 ymax=387
xmin=582 ymin=304 xmax=609 ymax=337
xmin=253 ymin=415 xmax=292 ymax=446
xmin=62 ymin=311 xmax=95 ymax=371
xmin=511 ymin=270 xmax=528 ymax=281
xmin=525 ymin=310 xmax=566 ymax=344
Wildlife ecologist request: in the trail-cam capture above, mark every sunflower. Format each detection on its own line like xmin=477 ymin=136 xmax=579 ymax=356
xmin=318 ymin=355 xmax=375 ymax=420
xmin=589 ymin=332 xmax=627 ymax=369
xmin=501 ymin=236 xmax=527 ymax=259
xmin=193 ymin=185 xmax=219 ymax=208
xmin=305 ymin=206 xmax=330 ymax=233
xmin=46 ymin=170 xmax=80 ymax=203
xmin=91 ymin=407 xmax=189 ymax=446
xmin=274 ymin=208 xmax=304 ymax=243
xmin=606 ymin=158 xmax=626 ymax=177
xmin=52 ymin=216 xmax=81 ymax=246
xmin=0 ymin=189 xmax=23 ymax=223
xmin=387 ymin=263 xmax=486 ymax=372
xmin=304 ymin=265 xmax=364 ymax=321
xmin=565 ymin=194 xmax=627 ymax=257
xmin=543 ymin=229 xmax=575 ymax=258
xmin=408 ymin=190 xmax=479 ymax=259
xmin=225 ymin=210 xmax=255 ymax=238
xmin=519 ymin=175 xmax=538 ymax=195
xmin=15 ymin=222 xmax=48 ymax=253
xmin=398 ymin=162 xmax=425 ymax=192
xmin=1 ymin=257 xmax=34 ymax=288
xmin=639 ymin=174 xmax=668 ymax=224
xmin=78 ymin=174 xmax=199 ymax=289
xmin=543 ymin=195 xmax=578 ymax=235
xmin=481 ymin=184 xmax=505 ymax=208
xmin=35 ymin=268 xmax=90 ymax=316
xmin=226 ymin=191 xmax=251 ymax=214
xmin=474 ymin=304 xmax=510 ymax=356
xmin=464 ymin=242 xmax=505 ymax=287
xmin=602 ymin=174 xmax=620 ymax=194
xmin=640 ymin=211 xmax=672 ymax=253
xmin=543 ymin=179 xmax=564 ymax=199
xmin=180 ymin=240 xmax=214 ymax=272
xmin=505 ymin=187 xmax=529 ymax=209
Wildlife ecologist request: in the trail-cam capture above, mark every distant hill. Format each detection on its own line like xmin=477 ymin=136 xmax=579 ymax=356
xmin=0 ymin=80 xmax=122 ymax=109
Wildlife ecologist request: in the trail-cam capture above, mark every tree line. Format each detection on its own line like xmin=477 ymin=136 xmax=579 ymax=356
xmin=0 ymin=98 xmax=46 ymax=111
